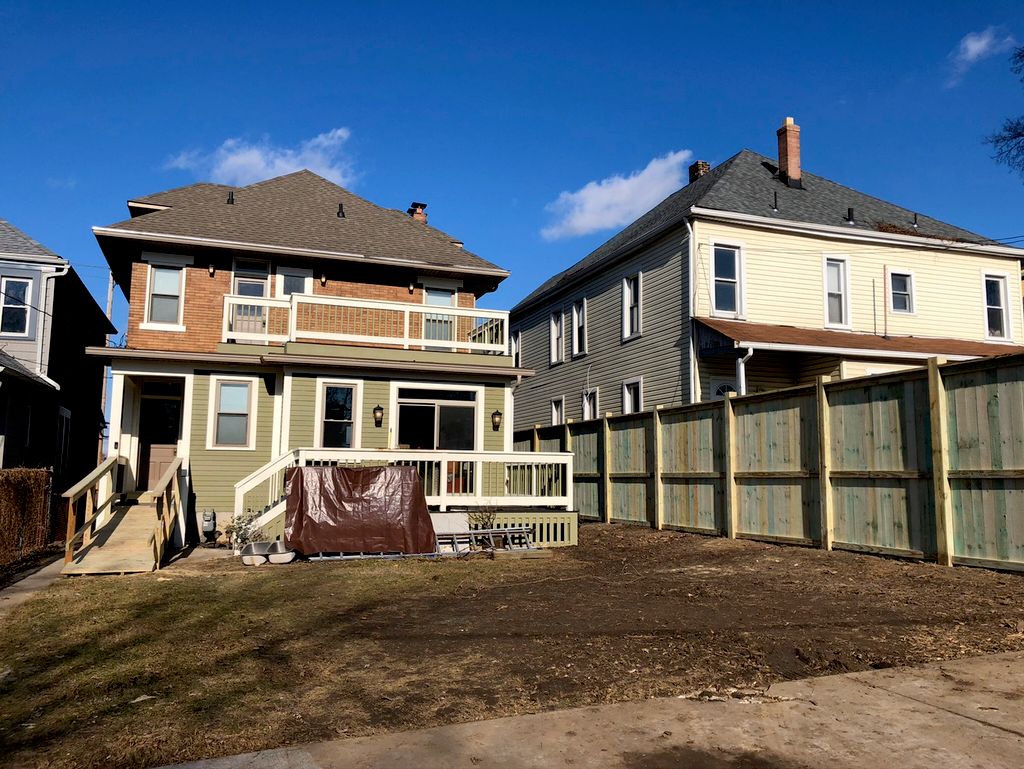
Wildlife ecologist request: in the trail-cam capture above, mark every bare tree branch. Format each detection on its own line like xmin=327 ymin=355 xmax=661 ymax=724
xmin=988 ymin=47 xmax=1024 ymax=175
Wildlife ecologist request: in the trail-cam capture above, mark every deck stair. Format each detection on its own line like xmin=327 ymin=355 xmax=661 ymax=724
xmin=62 ymin=498 xmax=161 ymax=575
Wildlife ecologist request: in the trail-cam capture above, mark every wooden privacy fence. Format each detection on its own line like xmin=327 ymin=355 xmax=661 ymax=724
xmin=514 ymin=354 xmax=1024 ymax=572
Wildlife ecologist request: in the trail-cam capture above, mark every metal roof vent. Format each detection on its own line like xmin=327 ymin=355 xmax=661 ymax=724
xmin=227 ymin=191 xmax=235 ymax=205
xmin=846 ymin=207 xmax=855 ymax=225
xmin=337 ymin=203 xmax=345 ymax=218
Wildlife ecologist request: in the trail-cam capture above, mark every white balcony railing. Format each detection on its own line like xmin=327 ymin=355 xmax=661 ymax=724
xmin=235 ymin=449 xmax=574 ymax=529
xmin=222 ymin=294 xmax=509 ymax=354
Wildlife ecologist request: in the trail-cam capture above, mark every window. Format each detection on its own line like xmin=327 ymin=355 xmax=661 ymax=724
xmin=423 ymin=286 xmax=456 ymax=345
xmin=984 ymin=275 xmax=1010 ymax=339
xmin=147 ymin=266 xmax=183 ymax=325
xmin=233 ymin=259 xmax=269 ymax=297
xmin=571 ymin=299 xmax=587 ymax=356
xmin=276 ymin=267 xmax=313 ymax=297
xmin=511 ymin=330 xmax=522 ymax=367
xmin=622 ymin=274 xmax=642 ymax=339
xmin=0 ymin=277 xmax=31 ymax=335
xmin=551 ymin=397 xmax=565 ymax=426
xmin=396 ymin=387 xmax=477 ymax=450
xmin=582 ymin=388 xmax=598 ymax=421
xmin=824 ymin=257 xmax=849 ymax=327
xmin=549 ymin=311 xmax=564 ymax=364
xmin=711 ymin=380 xmax=738 ymax=400
xmin=318 ymin=382 xmax=356 ymax=448
xmin=890 ymin=271 xmax=914 ymax=313
xmin=623 ymin=378 xmax=643 ymax=414
xmin=213 ymin=380 xmax=253 ymax=448
xmin=713 ymin=245 xmax=740 ymax=314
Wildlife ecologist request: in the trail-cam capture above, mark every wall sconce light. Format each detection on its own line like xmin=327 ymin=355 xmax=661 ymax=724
xmin=491 ymin=409 xmax=503 ymax=431
xmin=373 ymin=404 xmax=384 ymax=428
xmin=320 ymin=274 xmax=328 ymax=286
xmin=208 ymin=264 xmax=216 ymax=277
xmin=409 ymin=282 xmax=415 ymax=294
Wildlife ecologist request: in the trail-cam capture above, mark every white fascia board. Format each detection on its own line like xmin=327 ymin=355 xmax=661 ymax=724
xmin=91 ymin=227 xmax=511 ymax=279
xmin=688 ymin=207 xmax=1024 ymax=259
xmin=738 ymin=340 xmax=976 ymax=362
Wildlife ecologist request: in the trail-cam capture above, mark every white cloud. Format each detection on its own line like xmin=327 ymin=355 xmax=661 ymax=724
xmin=166 ymin=128 xmax=356 ymax=186
xmin=541 ymin=149 xmax=693 ymax=240
xmin=947 ymin=26 xmax=1016 ymax=87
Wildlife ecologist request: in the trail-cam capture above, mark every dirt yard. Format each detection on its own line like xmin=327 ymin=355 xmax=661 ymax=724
xmin=1 ymin=525 xmax=1023 ymax=769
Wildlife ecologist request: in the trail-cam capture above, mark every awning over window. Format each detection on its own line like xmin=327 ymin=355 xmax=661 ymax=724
xmin=695 ymin=318 xmax=1024 ymax=361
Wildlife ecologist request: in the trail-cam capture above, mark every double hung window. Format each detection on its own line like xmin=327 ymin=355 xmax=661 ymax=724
xmin=213 ymin=380 xmax=253 ymax=448
xmin=549 ymin=312 xmax=564 ymax=364
xmin=985 ymin=275 xmax=1010 ymax=339
xmin=623 ymin=379 xmax=643 ymax=414
xmin=622 ymin=274 xmax=642 ymax=339
xmin=890 ymin=272 xmax=914 ymax=313
xmin=147 ymin=266 xmax=183 ymax=325
xmin=713 ymin=246 xmax=740 ymax=314
xmin=571 ymin=299 xmax=587 ymax=356
xmin=0 ymin=277 xmax=31 ymax=335
xmin=825 ymin=258 xmax=849 ymax=327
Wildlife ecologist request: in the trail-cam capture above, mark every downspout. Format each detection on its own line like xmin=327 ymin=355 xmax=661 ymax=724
xmin=36 ymin=264 xmax=70 ymax=390
xmin=685 ymin=217 xmax=696 ymax=403
xmin=736 ymin=347 xmax=754 ymax=396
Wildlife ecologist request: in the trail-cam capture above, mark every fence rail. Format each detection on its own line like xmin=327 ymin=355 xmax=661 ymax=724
xmin=514 ymin=353 xmax=1024 ymax=572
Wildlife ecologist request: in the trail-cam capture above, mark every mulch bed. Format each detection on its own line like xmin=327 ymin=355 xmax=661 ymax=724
xmin=0 ymin=524 xmax=1022 ymax=768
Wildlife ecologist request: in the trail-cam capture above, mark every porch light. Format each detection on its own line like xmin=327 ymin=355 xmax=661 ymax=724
xmin=491 ymin=409 xmax=503 ymax=431
xmin=320 ymin=273 xmax=327 ymax=286
xmin=373 ymin=404 xmax=384 ymax=427
xmin=208 ymin=264 xmax=216 ymax=277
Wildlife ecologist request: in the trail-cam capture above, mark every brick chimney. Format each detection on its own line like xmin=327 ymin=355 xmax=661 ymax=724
xmin=407 ymin=201 xmax=428 ymax=223
xmin=688 ymin=160 xmax=711 ymax=184
xmin=776 ymin=117 xmax=802 ymax=188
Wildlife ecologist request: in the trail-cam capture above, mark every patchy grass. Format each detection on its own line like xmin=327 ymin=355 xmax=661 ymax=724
xmin=1 ymin=525 xmax=1023 ymax=769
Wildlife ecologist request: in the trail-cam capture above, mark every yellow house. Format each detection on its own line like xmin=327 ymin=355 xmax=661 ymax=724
xmin=512 ymin=118 xmax=1024 ymax=428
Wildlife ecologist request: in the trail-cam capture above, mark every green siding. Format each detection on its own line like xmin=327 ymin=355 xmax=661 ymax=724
xmin=190 ymin=371 xmax=276 ymax=516
xmin=287 ymin=374 xmax=507 ymax=452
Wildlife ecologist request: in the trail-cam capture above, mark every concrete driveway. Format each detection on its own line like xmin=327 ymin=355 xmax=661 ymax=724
xmin=166 ymin=651 xmax=1024 ymax=769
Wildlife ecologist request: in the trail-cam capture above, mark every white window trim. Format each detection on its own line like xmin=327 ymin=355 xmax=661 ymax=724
xmin=571 ymin=298 xmax=588 ymax=357
xmin=275 ymin=267 xmax=314 ymax=297
xmin=387 ymin=381 xmax=484 ymax=451
xmin=141 ymin=262 xmax=187 ymax=332
xmin=710 ymin=241 xmax=745 ymax=319
xmin=709 ymin=378 xmax=738 ymax=401
xmin=313 ymin=378 xmax=363 ymax=449
xmin=0 ymin=277 xmax=32 ymax=338
xmin=982 ymin=272 xmax=1012 ymax=341
xmin=206 ymin=375 xmax=259 ymax=451
xmin=551 ymin=396 xmax=566 ymax=426
xmin=622 ymin=377 xmax=644 ymax=414
xmin=582 ymin=387 xmax=599 ymax=421
xmin=621 ymin=273 xmax=643 ymax=341
xmin=549 ymin=311 xmax=564 ymax=365
xmin=510 ymin=329 xmax=522 ymax=367
xmin=887 ymin=268 xmax=916 ymax=315
xmin=822 ymin=255 xmax=852 ymax=330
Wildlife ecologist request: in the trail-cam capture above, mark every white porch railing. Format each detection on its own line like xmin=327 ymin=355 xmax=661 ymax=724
xmin=235 ymin=448 xmax=574 ymax=529
xmin=222 ymin=294 xmax=509 ymax=354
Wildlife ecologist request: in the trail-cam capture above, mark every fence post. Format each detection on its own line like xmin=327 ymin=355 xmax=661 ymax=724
xmin=928 ymin=358 xmax=955 ymax=566
xmin=723 ymin=393 xmax=738 ymax=538
xmin=652 ymin=407 xmax=664 ymax=530
xmin=64 ymin=497 xmax=75 ymax=563
xmin=563 ymin=421 xmax=572 ymax=454
xmin=602 ymin=414 xmax=612 ymax=523
xmin=816 ymin=376 xmax=834 ymax=550
xmin=532 ymin=425 xmax=540 ymax=453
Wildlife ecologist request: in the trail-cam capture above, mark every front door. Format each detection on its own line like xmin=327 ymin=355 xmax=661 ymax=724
xmin=137 ymin=395 xmax=182 ymax=490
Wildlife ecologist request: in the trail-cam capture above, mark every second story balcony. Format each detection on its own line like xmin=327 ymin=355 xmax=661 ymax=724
xmin=223 ymin=293 xmax=509 ymax=355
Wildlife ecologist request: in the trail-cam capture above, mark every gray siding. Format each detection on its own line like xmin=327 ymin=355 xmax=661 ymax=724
xmin=0 ymin=262 xmax=45 ymax=374
xmin=512 ymin=230 xmax=689 ymax=430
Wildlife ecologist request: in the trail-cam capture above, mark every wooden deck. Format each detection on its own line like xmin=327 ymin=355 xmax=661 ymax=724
xmin=62 ymin=500 xmax=159 ymax=576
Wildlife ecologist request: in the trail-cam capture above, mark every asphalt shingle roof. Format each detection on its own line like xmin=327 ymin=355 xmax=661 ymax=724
xmin=107 ymin=170 xmax=507 ymax=277
xmin=0 ymin=349 xmax=53 ymax=388
xmin=514 ymin=149 xmax=1004 ymax=311
xmin=0 ymin=219 xmax=64 ymax=262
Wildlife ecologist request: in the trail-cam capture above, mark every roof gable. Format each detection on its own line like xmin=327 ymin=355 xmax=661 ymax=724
xmin=513 ymin=149 xmax=1008 ymax=313
xmin=106 ymin=170 xmax=506 ymax=277
xmin=0 ymin=219 xmax=64 ymax=263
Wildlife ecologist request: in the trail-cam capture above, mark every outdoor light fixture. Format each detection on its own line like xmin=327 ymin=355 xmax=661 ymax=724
xmin=409 ymin=282 xmax=415 ymax=294
xmin=373 ymin=404 xmax=384 ymax=427
xmin=491 ymin=409 xmax=503 ymax=431
xmin=208 ymin=264 xmax=215 ymax=276
xmin=320 ymin=273 xmax=327 ymax=286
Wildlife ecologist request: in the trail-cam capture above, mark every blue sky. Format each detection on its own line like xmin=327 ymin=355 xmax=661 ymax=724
xmin=2 ymin=1 xmax=1023 ymax=330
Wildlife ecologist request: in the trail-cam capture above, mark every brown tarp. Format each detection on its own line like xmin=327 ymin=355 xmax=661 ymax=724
xmin=284 ymin=466 xmax=436 ymax=555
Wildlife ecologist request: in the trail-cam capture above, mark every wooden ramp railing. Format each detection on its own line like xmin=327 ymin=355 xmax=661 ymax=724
xmin=147 ymin=457 xmax=184 ymax=569
xmin=63 ymin=456 xmax=126 ymax=564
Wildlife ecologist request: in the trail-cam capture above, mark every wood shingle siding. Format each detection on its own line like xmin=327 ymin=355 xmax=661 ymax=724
xmin=512 ymin=231 xmax=689 ymax=430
